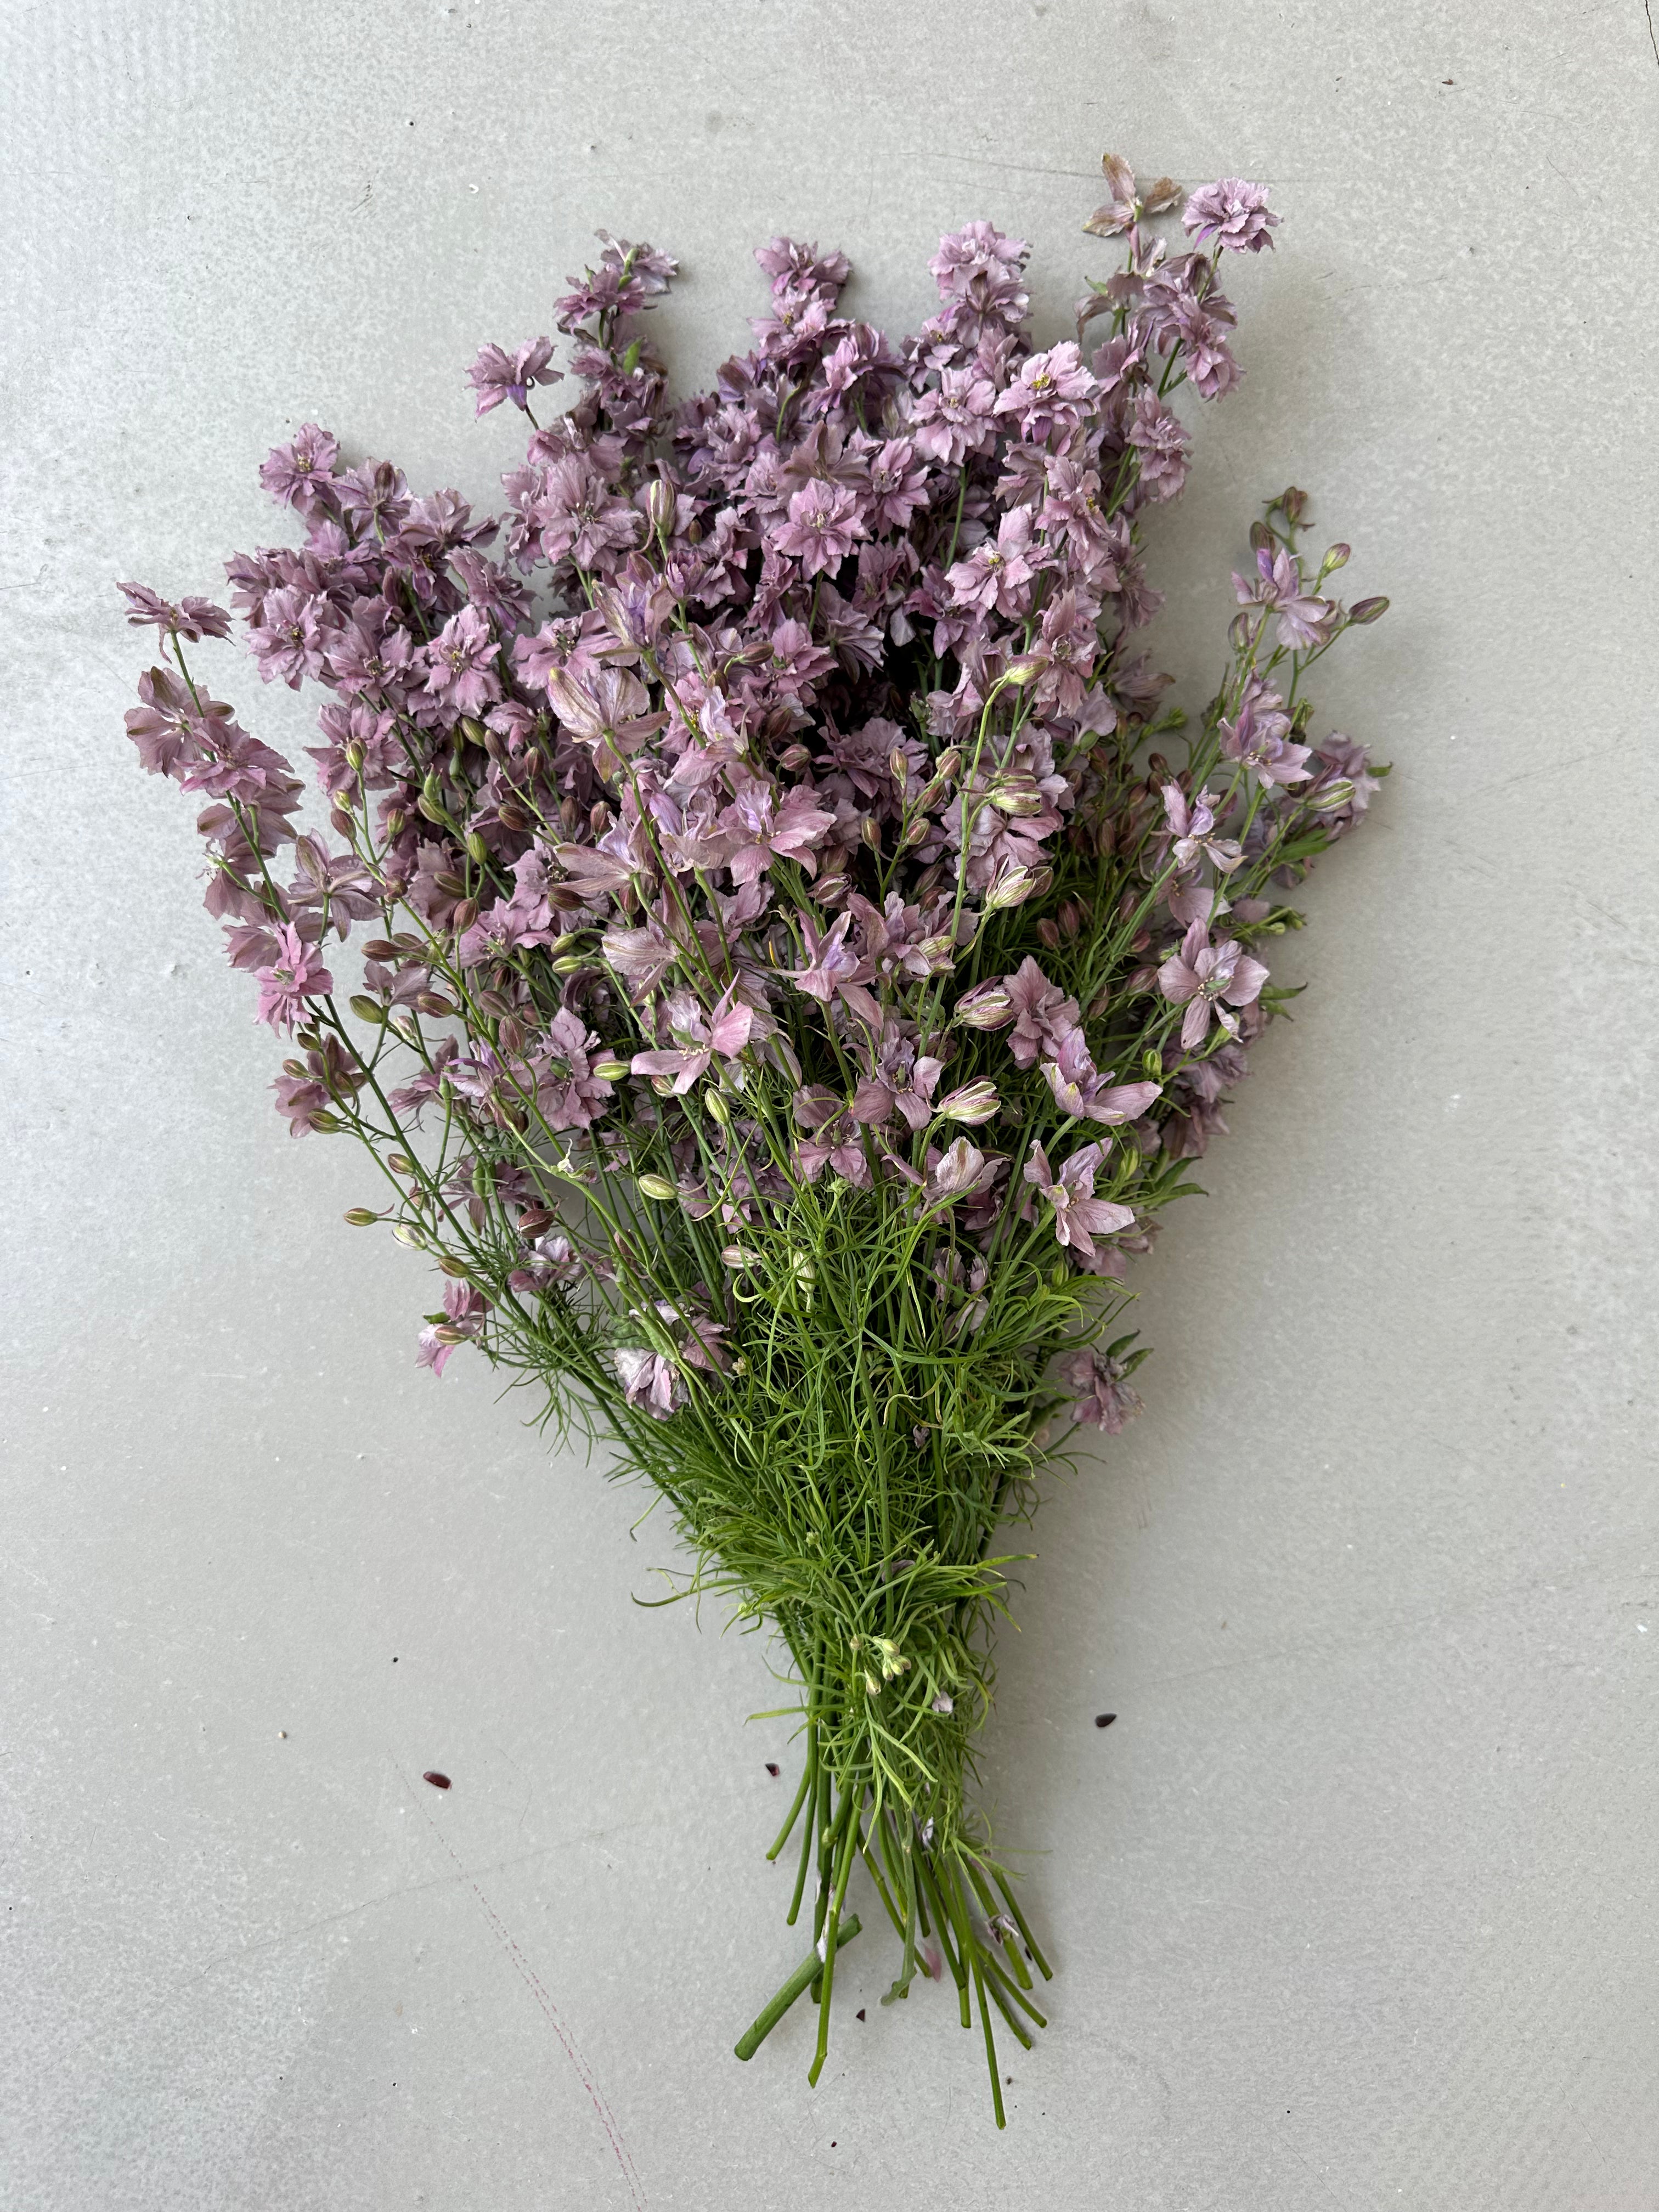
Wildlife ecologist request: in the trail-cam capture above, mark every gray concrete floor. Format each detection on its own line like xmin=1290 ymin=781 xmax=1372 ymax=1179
xmin=4 ymin=3 xmax=1658 ymax=2205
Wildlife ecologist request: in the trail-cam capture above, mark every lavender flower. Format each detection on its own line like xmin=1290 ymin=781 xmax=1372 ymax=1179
xmin=1182 ymin=179 xmax=1278 ymax=253
xmin=465 ymin=338 xmax=559 ymax=416
xmin=1156 ymin=921 xmax=1269 ymax=1049
xmin=1024 ymin=1142 xmax=1136 ymax=1260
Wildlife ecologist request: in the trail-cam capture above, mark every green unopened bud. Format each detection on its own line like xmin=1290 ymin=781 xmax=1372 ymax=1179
xmin=646 ymin=476 xmax=676 ymax=537
xmin=1347 ymin=595 xmax=1389 ymax=625
xmin=721 ymin=1244 xmax=761 ymax=1268
xmin=983 ymin=864 xmax=1042 ymax=912
xmin=550 ymin=953 xmax=589 ymax=975
xmin=704 ymin=1087 xmax=731 ymax=1125
xmin=464 ymin=831 xmax=488 ymax=866
xmin=438 ymin=1254 xmax=472 ymax=1278
xmin=349 ymin=994 xmax=386 ymax=1025
xmin=343 ymin=1207 xmax=380 ymax=1227
xmin=309 ymin=1110 xmax=345 ymax=1134
xmin=387 ymin=1153 xmax=416 ymax=1176
xmin=637 ymin=1173 xmax=678 ymax=1203
xmin=346 ymin=740 xmax=366 ymax=772
xmin=392 ymin=1223 xmax=425 ymax=1249
xmin=987 ymin=778 xmax=1042 ymax=818
xmin=934 ymin=746 xmax=962 ymax=782
xmin=936 ymin=1079 xmax=1000 ymax=1125
xmin=459 ymin=717 xmax=488 ymax=747
xmin=1142 ymin=1048 xmax=1163 ymax=1080
xmin=1314 ymin=778 xmax=1356 ymax=810
xmin=592 ymin=1059 xmax=631 ymax=1082
xmin=1001 ymin=652 xmax=1045 ymax=687
xmin=1321 ymin=543 xmax=1351 ymax=574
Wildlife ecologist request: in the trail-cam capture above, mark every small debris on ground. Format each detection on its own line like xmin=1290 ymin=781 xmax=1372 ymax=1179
xmin=1094 ymin=1712 xmax=1116 ymax=1729
xmin=422 ymin=1771 xmax=452 ymax=1790
xmin=765 ymin=1761 xmax=780 ymax=1776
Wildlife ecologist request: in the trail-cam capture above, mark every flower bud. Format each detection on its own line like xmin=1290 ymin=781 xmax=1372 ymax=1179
xmin=1313 ymin=778 xmax=1355 ymax=810
xmin=953 ymin=981 xmax=1014 ymax=1030
xmin=550 ymin=953 xmax=589 ymax=975
xmin=1321 ymin=543 xmax=1351 ymax=573
xmin=646 ymin=476 xmax=677 ymax=538
xmin=1249 ymin=519 xmax=1273 ymax=554
xmin=861 ymin=815 xmax=882 ymax=852
xmin=498 ymin=1014 xmax=525 ymax=1055
xmin=452 ymin=898 xmax=479 ymax=933
xmin=637 ymin=1173 xmax=677 ymax=1203
xmin=983 ymin=864 xmax=1042 ymax=911
xmin=438 ymin=1255 xmax=472 ymax=1278
xmin=416 ymin=991 xmax=458 ymax=1018
xmin=388 ymin=1152 xmax=416 ymax=1176
xmin=1278 ymin=486 xmax=1307 ymax=523
xmin=392 ymin=1224 xmax=426 ymax=1249
xmin=343 ymin=1208 xmax=380 ymax=1227
xmin=901 ymin=816 xmax=930 ymax=848
xmin=1347 ymin=595 xmax=1390 ymax=624
xmin=888 ymin=748 xmax=911 ymax=790
xmin=330 ymin=806 xmax=356 ymax=841
xmin=936 ymin=1079 xmax=1000 ymax=1125
xmin=592 ymin=1059 xmax=631 ymax=1082
xmin=349 ymin=994 xmax=386 ymax=1024
xmin=464 ymin=831 xmax=488 ymax=866
xmin=383 ymin=806 xmax=408 ymax=837
xmin=1001 ymin=652 xmax=1045 ymax=687
xmin=935 ymin=747 xmax=962 ymax=782
xmin=721 ymin=1244 xmax=761 ymax=1268
xmin=346 ymin=740 xmax=366 ymax=772
xmin=704 ymin=1087 xmax=731 ymax=1125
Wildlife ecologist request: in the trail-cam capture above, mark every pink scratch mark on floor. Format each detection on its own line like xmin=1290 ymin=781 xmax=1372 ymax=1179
xmin=402 ymin=1769 xmax=646 ymax=2209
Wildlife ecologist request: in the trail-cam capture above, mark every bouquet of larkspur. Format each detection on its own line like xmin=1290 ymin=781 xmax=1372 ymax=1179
xmin=122 ymin=156 xmax=1385 ymax=2122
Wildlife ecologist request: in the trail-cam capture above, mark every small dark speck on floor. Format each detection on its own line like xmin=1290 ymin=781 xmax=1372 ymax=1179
xmin=422 ymin=1771 xmax=451 ymax=1790
xmin=856 ymin=2008 xmax=865 ymax=2021
xmin=765 ymin=1762 xmax=780 ymax=1776
xmin=1094 ymin=1712 xmax=1116 ymax=1729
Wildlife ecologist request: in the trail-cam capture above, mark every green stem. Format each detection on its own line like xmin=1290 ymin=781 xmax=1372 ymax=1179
xmin=733 ymin=1916 xmax=862 ymax=2062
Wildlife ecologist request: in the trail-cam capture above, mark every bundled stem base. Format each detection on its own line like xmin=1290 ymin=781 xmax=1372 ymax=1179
xmin=735 ymin=1716 xmax=1052 ymax=2128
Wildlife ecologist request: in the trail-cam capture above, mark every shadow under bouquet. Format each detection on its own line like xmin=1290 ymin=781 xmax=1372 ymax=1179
xmin=122 ymin=157 xmax=1385 ymax=2122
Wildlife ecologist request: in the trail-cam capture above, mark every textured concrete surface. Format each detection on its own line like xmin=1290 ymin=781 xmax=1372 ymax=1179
xmin=4 ymin=3 xmax=1658 ymax=2207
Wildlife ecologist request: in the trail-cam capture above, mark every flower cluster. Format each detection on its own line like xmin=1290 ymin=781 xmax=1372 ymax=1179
xmin=122 ymin=156 xmax=1384 ymax=2118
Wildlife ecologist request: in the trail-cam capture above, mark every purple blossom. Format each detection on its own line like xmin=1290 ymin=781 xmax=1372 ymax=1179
xmin=254 ymin=924 xmax=333 ymax=1033
xmin=418 ymin=1281 xmax=489 ymax=1378
xmin=1024 ymin=1142 xmax=1136 ymax=1260
xmin=993 ymin=342 xmax=1100 ymax=445
xmin=424 ymin=605 xmax=503 ymax=714
xmin=1182 ymin=179 xmax=1278 ymax=254
xmin=775 ymin=481 xmax=865 ymax=575
xmin=257 ymin=424 xmax=341 ymax=513
xmin=465 ymin=338 xmax=559 ymax=415
xmin=1157 ymin=921 xmax=1269 ymax=1049
xmin=118 ymin=582 xmax=233 ymax=642
xmin=1219 ymin=690 xmax=1311 ymax=786
xmin=1234 ymin=547 xmax=1337 ymax=651
xmin=1002 ymin=958 xmax=1080 ymax=1070
xmin=1059 ymin=1344 xmax=1144 ymax=1432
